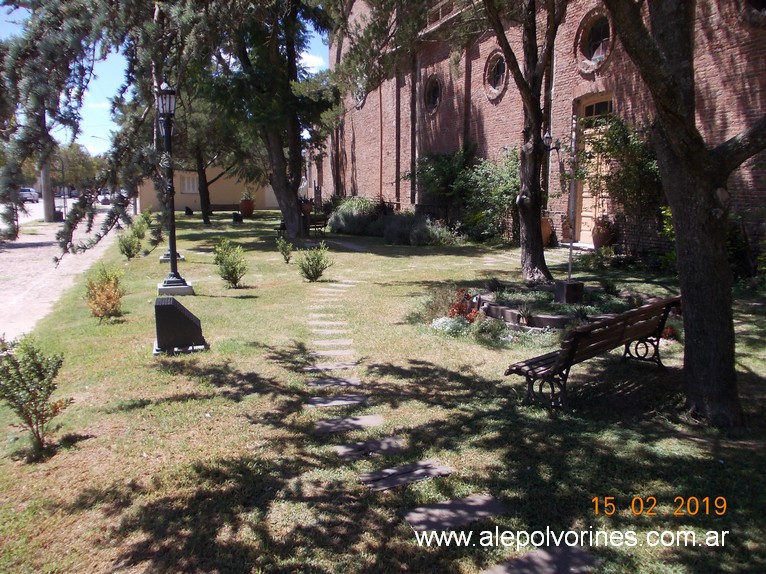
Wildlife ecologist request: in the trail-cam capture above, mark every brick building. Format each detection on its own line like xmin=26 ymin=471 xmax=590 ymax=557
xmin=316 ymin=0 xmax=766 ymax=252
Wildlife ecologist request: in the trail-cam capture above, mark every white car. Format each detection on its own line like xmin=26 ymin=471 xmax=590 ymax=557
xmin=18 ymin=188 xmax=39 ymax=203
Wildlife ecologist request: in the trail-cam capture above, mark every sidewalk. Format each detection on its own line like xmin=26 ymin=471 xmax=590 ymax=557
xmin=0 ymin=210 xmax=116 ymax=340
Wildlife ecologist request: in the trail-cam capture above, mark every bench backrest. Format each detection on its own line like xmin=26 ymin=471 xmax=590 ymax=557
xmin=552 ymin=296 xmax=681 ymax=371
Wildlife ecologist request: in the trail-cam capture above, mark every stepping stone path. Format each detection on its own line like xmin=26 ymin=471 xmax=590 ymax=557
xmin=404 ymin=494 xmax=509 ymax=531
xmin=315 ymin=414 xmax=385 ymax=434
xmin=480 ymin=546 xmax=599 ymax=574
xmin=298 ymin=278 xmax=512 ymax=560
xmin=359 ymin=459 xmax=454 ymax=491
xmin=306 ymin=376 xmax=362 ymax=388
xmin=305 ymin=394 xmax=368 ymax=408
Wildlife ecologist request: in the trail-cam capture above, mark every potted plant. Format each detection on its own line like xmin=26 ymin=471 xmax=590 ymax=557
xmin=541 ymin=211 xmax=554 ymax=247
xmin=299 ymin=195 xmax=314 ymax=216
xmin=239 ymin=189 xmax=255 ymax=218
xmin=591 ymin=215 xmax=616 ymax=249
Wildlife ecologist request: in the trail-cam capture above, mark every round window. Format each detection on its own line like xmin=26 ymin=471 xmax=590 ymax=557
xmin=575 ymin=10 xmax=614 ymax=74
xmin=424 ymin=76 xmax=441 ymax=113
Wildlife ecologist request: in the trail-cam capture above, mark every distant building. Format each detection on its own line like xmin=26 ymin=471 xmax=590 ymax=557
xmin=137 ymin=166 xmax=278 ymax=213
xmin=317 ymin=0 xmax=766 ymax=251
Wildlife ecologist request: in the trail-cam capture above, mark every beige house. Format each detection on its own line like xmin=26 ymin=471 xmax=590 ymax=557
xmin=137 ymin=167 xmax=279 ymax=212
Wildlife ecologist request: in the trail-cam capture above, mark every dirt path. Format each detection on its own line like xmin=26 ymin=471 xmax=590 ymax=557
xmin=0 ymin=210 xmax=116 ymax=340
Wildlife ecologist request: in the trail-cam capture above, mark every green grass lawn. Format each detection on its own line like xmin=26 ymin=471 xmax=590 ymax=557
xmin=1 ymin=211 xmax=764 ymax=573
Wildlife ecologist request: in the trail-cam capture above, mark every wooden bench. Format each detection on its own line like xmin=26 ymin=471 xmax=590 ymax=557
xmin=505 ymin=295 xmax=681 ymax=409
xmin=275 ymin=214 xmax=328 ymax=238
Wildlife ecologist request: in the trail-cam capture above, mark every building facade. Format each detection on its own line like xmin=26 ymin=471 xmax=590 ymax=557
xmin=318 ymin=0 xmax=766 ymax=252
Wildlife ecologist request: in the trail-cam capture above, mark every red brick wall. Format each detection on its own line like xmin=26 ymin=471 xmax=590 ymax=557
xmin=323 ymin=0 xmax=766 ymax=250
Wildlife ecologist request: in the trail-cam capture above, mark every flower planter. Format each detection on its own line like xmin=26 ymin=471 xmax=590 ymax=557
xmin=239 ymin=199 xmax=255 ymax=218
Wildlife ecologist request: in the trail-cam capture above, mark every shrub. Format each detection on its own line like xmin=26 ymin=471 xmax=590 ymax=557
xmin=431 ymin=316 xmax=470 ymax=336
xmin=382 ymin=212 xmax=418 ymax=244
xmin=470 ymin=313 xmax=512 ymax=346
xmin=461 ymin=148 xmax=521 ymax=242
xmin=276 ymin=236 xmax=293 ymax=263
xmin=328 ymin=197 xmax=389 ymax=235
xmin=85 ymin=265 xmax=124 ymax=320
xmin=118 ymin=232 xmax=141 ymax=260
xmin=0 ymin=337 xmax=72 ymax=453
xmin=214 ymin=238 xmax=248 ymax=288
xmin=410 ymin=218 xmax=461 ymax=246
xmin=297 ymin=241 xmax=333 ymax=282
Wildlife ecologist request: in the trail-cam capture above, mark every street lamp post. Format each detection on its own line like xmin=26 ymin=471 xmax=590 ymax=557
xmin=156 ymin=79 xmax=194 ymax=296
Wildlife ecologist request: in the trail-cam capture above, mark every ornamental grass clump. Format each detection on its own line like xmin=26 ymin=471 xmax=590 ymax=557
xmin=214 ymin=238 xmax=248 ymax=288
xmin=297 ymin=241 xmax=333 ymax=282
xmin=85 ymin=265 xmax=125 ymax=321
xmin=0 ymin=337 xmax=72 ymax=454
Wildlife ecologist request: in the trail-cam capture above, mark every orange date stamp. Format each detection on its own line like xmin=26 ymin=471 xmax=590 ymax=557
xmin=592 ymin=496 xmax=727 ymax=517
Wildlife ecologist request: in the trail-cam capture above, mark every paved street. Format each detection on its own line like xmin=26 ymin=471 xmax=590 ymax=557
xmin=0 ymin=201 xmax=116 ymax=340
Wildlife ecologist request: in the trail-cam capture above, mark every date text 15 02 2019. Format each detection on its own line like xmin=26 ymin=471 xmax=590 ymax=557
xmin=591 ymin=496 xmax=727 ymax=517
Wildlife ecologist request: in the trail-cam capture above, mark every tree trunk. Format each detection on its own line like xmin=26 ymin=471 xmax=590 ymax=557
xmin=262 ymin=128 xmax=303 ymax=238
xmin=518 ymin=136 xmax=553 ymax=283
xmin=194 ymin=146 xmax=212 ymax=225
xmin=654 ymin=129 xmax=744 ymax=427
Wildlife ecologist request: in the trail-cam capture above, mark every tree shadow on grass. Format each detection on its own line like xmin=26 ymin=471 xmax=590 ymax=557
xmin=45 ymin=355 xmax=765 ymax=572
xmin=153 ymin=356 xmax=283 ymax=403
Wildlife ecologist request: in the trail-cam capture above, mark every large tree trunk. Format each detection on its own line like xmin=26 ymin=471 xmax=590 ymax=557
xmin=262 ymin=128 xmax=303 ymax=238
xmin=654 ymin=129 xmax=744 ymax=427
xmin=518 ymin=130 xmax=553 ymax=283
xmin=194 ymin=146 xmax=212 ymax=225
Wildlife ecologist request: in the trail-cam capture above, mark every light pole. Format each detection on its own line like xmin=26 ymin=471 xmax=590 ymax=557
xmin=156 ymin=79 xmax=194 ymax=296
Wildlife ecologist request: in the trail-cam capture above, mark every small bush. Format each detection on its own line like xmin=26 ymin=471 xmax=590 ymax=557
xmin=328 ymin=197 xmax=389 ymax=235
xmin=431 ymin=316 xmax=470 ymax=336
xmin=410 ymin=218 xmax=461 ymax=246
xmin=297 ymin=241 xmax=333 ymax=282
xmin=118 ymin=232 xmax=141 ymax=260
xmin=276 ymin=236 xmax=293 ymax=263
xmin=470 ymin=313 xmax=512 ymax=346
xmin=214 ymin=238 xmax=248 ymax=288
xmin=0 ymin=337 xmax=72 ymax=454
xmin=382 ymin=212 xmax=418 ymax=244
xmin=85 ymin=265 xmax=124 ymax=320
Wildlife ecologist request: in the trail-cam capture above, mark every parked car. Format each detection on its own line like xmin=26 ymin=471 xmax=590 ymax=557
xmin=18 ymin=188 xmax=39 ymax=203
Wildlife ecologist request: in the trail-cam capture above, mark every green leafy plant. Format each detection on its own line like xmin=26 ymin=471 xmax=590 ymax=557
xmin=276 ymin=236 xmax=293 ymax=263
xmin=0 ymin=337 xmax=72 ymax=454
xmin=214 ymin=238 xmax=248 ymax=288
xmin=327 ymin=197 xmax=389 ymax=235
xmin=85 ymin=265 xmax=124 ymax=321
xmin=461 ymin=147 xmax=521 ymax=242
xmin=297 ymin=241 xmax=333 ymax=282
xmin=118 ymin=231 xmax=141 ymax=260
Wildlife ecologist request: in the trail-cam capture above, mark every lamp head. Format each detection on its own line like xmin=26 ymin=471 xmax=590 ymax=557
xmin=157 ymin=79 xmax=176 ymax=117
xmin=543 ymin=130 xmax=553 ymax=148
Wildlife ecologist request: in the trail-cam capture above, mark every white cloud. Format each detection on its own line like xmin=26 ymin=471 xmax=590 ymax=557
xmin=300 ymin=52 xmax=326 ymax=74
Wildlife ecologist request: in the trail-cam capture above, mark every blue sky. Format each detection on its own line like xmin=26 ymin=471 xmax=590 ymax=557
xmin=0 ymin=9 xmax=329 ymax=156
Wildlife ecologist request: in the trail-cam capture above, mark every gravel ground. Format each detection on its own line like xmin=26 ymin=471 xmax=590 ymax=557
xmin=0 ymin=202 xmax=116 ymax=340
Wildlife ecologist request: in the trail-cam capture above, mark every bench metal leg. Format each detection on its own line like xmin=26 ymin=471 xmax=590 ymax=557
xmin=622 ymin=337 xmax=665 ymax=368
xmin=523 ymin=373 xmax=569 ymax=410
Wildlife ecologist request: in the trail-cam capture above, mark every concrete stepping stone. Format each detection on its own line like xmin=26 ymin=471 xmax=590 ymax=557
xmin=303 ymin=361 xmax=358 ymax=372
xmin=315 ymin=414 xmax=384 ymax=433
xmin=305 ymin=394 xmax=368 ymax=408
xmin=333 ymin=436 xmax=405 ymax=460
xmin=480 ymin=546 xmax=599 ymax=574
xmin=307 ymin=320 xmax=348 ymax=326
xmin=310 ymin=349 xmax=355 ymax=357
xmin=404 ymin=494 xmax=509 ymax=531
xmin=311 ymin=329 xmax=351 ymax=335
xmin=306 ymin=376 xmax=362 ymax=388
xmin=360 ymin=459 xmax=454 ymax=491
xmin=312 ymin=339 xmax=354 ymax=347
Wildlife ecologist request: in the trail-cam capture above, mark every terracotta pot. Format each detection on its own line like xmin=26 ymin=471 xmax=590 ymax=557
xmin=239 ymin=199 xmax=255 ymax=218
xmin=592 ymin=226 xmax=615 ymax=249
xmin=541 ymin=216 xmax=553 ymax=247
xmin=300 ymin=201 xmax=313 ymax=216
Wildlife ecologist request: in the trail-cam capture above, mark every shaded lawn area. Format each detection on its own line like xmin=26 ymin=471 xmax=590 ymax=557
xmin=0 ymin=211 xmax=764 ymax=573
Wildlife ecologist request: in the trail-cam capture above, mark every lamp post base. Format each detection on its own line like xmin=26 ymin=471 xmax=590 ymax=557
xmin=158 ymin=278 xmax=194 ymax=296
xmin=159 ymin=251 xmax=185 ymax=262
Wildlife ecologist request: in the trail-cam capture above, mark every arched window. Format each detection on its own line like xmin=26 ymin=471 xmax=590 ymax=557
xmin=586 ymin=17 xmax=610 ymax=63
xmin=424 ymin=76 xmax=441 ymax=113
